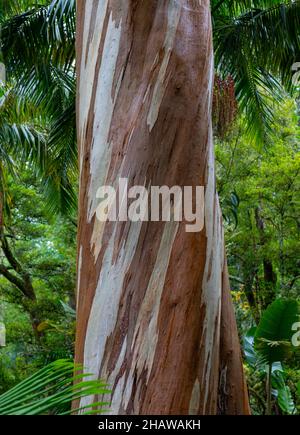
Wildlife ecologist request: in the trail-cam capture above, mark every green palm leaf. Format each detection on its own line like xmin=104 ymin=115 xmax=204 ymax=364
xmin=214 ymin=1 xmax=300 ymax=143
xmin=0 ymin=359 xmax=110 ymax=415
xmin=272 ymin=370 xmax=296 ymax=414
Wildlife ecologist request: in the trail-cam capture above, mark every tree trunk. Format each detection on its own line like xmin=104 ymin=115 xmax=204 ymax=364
xmin=75 ymin=0 xmax=250 ymax=415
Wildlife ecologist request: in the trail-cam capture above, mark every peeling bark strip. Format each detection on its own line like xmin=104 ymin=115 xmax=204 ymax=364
xmin=75 ymin=0 xmax=250 ymax=415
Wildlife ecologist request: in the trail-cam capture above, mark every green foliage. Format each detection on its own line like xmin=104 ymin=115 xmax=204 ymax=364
xmin=244 ymin=327 xmax=259 ymax=367
xmin=213 ymin=0 xmax=300 ymax=143
xmin=0 ymin=0 xmax=77 ymax=216
xmin=217 ymin=98 xmax=300 ymax=414
xmin=217 ymin=98 xmax=300 ymax=324
xmin=0 ymin=359 xmax=110 ymax=415
xmin=221 ymin=191 xmax=240 ymax=227
xmin=244 ymin=320 xmax=298 ymax=414
xmin=254 ymin=299 xmax=300 ymax=364
xmin=272 ymin=370 xmax=295 ymax=414
xmin=0 ymin=171 xmax=77 ymax=388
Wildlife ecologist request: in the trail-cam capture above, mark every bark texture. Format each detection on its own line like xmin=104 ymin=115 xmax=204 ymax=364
xmin=75 ymin=0 xmax=250 ymax=415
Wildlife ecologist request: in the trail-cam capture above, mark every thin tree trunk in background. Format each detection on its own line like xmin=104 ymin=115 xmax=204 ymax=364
xmin=75 ymin=0 xmax=250 ymax=415
xmin=255 ymin=206 xmax=277 ymax=310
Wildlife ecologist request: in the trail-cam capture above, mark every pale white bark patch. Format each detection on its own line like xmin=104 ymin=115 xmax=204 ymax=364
xmin=110 ymin=373 xmax=126 ymax=414
xmin=87 ymin=13 xmax=123 ymax=225
xmin=147 ymin=0 xmax=181 ymax=131
xmin=78 ymin=0 xmax=108 ymax=171
xmin=121 ymin=372 xmax=135 ymax=411
xmin=200 ymin=126 xmax=223 ymax=412
xmin=76 ymin=246 xmax=83 ymax=308
xmin=90 ymin=219 xmax=107 ymax=261
xmin=80 ymin=221 xmax=142 ymax=409
xmin=105 ymin=336 xmax=128 ymax=414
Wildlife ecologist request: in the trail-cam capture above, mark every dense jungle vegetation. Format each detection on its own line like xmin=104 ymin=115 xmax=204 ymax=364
xmin=0 ymin=0 xmax=299 ymax=415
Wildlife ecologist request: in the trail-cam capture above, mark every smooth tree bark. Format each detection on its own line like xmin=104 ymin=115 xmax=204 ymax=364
xmin=75 ymin=0 xmax=250 ymax=415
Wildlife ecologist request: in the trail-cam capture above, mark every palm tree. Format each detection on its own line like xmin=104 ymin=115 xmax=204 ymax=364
xmin=2 ymin=0 xmax=300 ymax=415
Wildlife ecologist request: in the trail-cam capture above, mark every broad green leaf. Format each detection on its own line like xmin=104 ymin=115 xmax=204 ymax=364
xmin=254 ymin=299 xmax=300 ymax=364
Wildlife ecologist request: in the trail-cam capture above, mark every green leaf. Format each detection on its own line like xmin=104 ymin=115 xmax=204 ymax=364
xmin=243 ymin=326 xmax=258 ymax=367
xmin=254 ymin=299 xmax=300 ymax=364
xmin=272 ymin=370 xmax=295 ymax=415
xmin=60 ymin=300 xmax=76 ymax=318
xmin=0 ymin=359 xmax=110 ymax=415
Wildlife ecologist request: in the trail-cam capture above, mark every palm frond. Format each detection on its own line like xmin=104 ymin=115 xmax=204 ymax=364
xmin=0 ymin=89 xmax=47 ymax=172
xmin=0 ymin=87 xmax=77 ymax=216
xmin=212 ymin=0 xmax=294 ymax=16
xmin=0 ymin=359 xmax=110 ymax=415
xmin=43 ymin=99 xmax=77 ymax=215
xmin=0 ymin=0 xmax=48 ymax=23
xmin=214 ymin=1 xmax=300 ymax=143
xmin=0 ymin=1 xmax=77 ymax=216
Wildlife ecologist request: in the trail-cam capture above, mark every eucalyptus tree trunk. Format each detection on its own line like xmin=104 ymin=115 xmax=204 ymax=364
xmin=75 ymin=0 xmax=250 ymax=415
